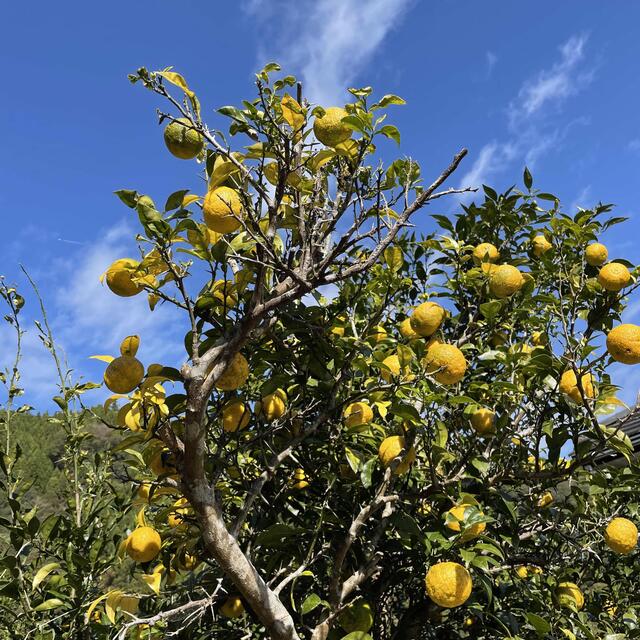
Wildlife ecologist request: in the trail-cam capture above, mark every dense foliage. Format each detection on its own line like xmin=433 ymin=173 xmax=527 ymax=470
xmin=1 ymin=64 xmax=639 ymax=640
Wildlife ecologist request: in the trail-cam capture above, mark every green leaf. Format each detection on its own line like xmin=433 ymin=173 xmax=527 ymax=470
xmin=378 ymin=125 xmax=400 ymax=145
xmin=523 ymin=166 xmax=533 ymax=190
xmin=341 ymin=633 xmax=372 ymax=640
xmin=34 ymin=598 xmax=66 ymax=611
xmin=301 ymin=593 xmax=322 ymax=615
xmin=32 ymin=563 xmax=60 ymax=590
xmin=114 ymin=189 xmax=138 ymax=208
xmin=165 ymin=190 xmax=190 ymax=212
xmin=526 ymin=613 xmax=551 ymax=637
xmin=376 ymin=94 xmax=406 ymax=108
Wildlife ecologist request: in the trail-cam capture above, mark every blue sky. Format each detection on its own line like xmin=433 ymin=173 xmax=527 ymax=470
xmin=2 ymin=0 xmax=640 ymax=409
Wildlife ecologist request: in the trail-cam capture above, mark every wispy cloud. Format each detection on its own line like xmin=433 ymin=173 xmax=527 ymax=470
xmin=1 ymin=222 xmax=185 ymax=408
xmin=508 ymin=34 xmax=592 ymax=126
xmin=246 ymin=0 xmax=413 ymax=105
xmin=485 ymin=51 xmax=498 ymax=78
xmin=458 ymin=33 xmax=594 ymax=195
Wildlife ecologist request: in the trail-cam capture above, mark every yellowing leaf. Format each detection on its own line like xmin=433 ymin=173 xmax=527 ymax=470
xmin=90 ymin=355 xmax=115 ymax=364
xmin=158 ymin=69 xmax=201 ymax=119
xmin=281 ymin=94 xmax=305 ymax=133
xmin=209 ymin=158 xmax=240 ymax=189
xmin=309 ymin=149 xmax=336 ymax=172
xmin=104 ymin=394 xmax=126 ymax=412
xmin=105 ymin=590 xmax=123 ymax=624
xmin=135 ymin=508 xmax=147 ymax=528
xmin=85 ymin=592 xmax=109 ymax=624
xmin=383 ymin=246 xmax=404 ymax=272
xmin=141 ymin=564 xmax=165 ymax=595
xmin=32 ymin=562 xmax=60 ymax=590
xmin=182 ymin=194 xmax=201 ymax=207
xmin=374 ymin=400 xmax=391 ymax=419
xmin=120 ymin=335 xmax=140 ymax=357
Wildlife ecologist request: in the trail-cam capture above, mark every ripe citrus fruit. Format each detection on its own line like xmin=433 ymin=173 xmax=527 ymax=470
xmin=604 ymin=517 xmax=638 ymax=554
xmin=222 ymin=400 xmax=250 ymax=432
xmin=446 ymin=505 xmax=486 ymax=540
xmin=410 ymin=302 xmax=446 ymax=337
xmin=425 ymin=562 xmax=472 ymax=608
xmin=292 ymin=467 xmax=309 ymax=490
xmin=531 ymin=234 xmax=552 ymax=257
xmin=469 ymin=408 xmax=495 ymax=435
xmin=343 ymin=401 xmax=374 ymax=428
xmin=215 ymin=353 xmax=249 ymax=391
xmin=378 ymin=435 xmax=416 ymax=475
xmin=598 ymin=262 xmax=631 ymax=291
xmin=559 ymin=369 xmax=595 ymax=403
xmin=163 ymin=118 xmax=204 ymax=159
xmin=380 ymin=354 xmax=413 ymax=382
xmin=537 ymin=491 xmax=554 ymax=508
xmin=313 ymin=107 xmax=352 ymax=147
xmin=260 ymin=388 xmax=287 ymax=422
xmin=126 ymin=527 xmax=162 ymax=563
xmin=585 ymin=242 xmax=608 ymax=266
xmin=167 ymin=497 xmax=190 ymax=527
xmin=472 ymin=243 xmax=499 ymax=264
xmin=149 ymin=449 xmax=177 ymax=476
xmin=489 ymin=265 xmax=524 ymax=298
xmin=203 ymin=186 xmax=243 ymax=234
xmin=399 ymin=317 xmax=418 ymax=339
xmin=367 ymin=324 xmax=387 ymax=344
xmin=105 ymin=259 xmax=144 ymax=297
xmin=338 ymin=601 xmax=374 ymax=633
xmin=606 ymin=324 xmax=640 ymax=364
xmin=220 ymin=595 xmax=244 ymax=618
xmin=423 ymin=343 xmax=467 ymax=385
xmin=556 ymin=582 xmax=584 ymax=610
xmin=104 ymin=356 xmax=144 ymax=394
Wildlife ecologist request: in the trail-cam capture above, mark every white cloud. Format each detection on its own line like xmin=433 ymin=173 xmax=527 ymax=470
xmin=458 ymin=34 xmax=594 ymax=194
xmin=0 ymin=222 xmax=187 ymax=409
xmin=248 ymin=0 xmax=413 ymax=105
xmin=628 ymin=138 xmax=640 ymax=153
xmin=485 ymin=51 xmax=497 ymax=77
xmin=456 ymin=142 xmax=517 ymax=197
xmin=509 ymin=34 xmax=592 ymax=126
xmin=569 ymin=185 xmax=592 ymax=212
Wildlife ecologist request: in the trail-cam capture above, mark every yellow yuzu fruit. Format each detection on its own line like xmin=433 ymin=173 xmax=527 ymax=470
xmin=399 ymin=317 xmax=418 ymax=339
xmin=598 ymin=262 xmax=631 ymax=292
xmin=313 ymin=107 xmax=352 ymax=147
xmin=425 ymin=562 xmax=472 ymax=608
xmin=472 ymin=243 xmax=499 ymax=264
xmin=378 ymin=435 xmax=416 ymax=475
xmin=489 ymin=264 xmax=525 ymax=298
xmin=126 ymin=527 xmax=162 ymax=563
xmin=537 ymin=491 xmax=554 ymax=508
xmin=367 ymin=324 xmax=387 ymax=344
xmin=220 ymin=595 xmax=244 ymax=618
xmin=410 ymin=302 xmax=446 ymax=337
xmin=585 ymin=242 xmax=608 ymax=266
xmin=531 ymin=234 xmax=553 ymax=257
xmin=105 ymin=258 xmax=145 ymax=297
xmin=423 ymin=343 xmax=467 ymax=385
xmin=604 ymin=517 xmax=638 ymax=554
xmin=203 ymin=186 xmax=243 ymax=234
xmin=261 ymin=389 xmax=287 ymax=422
xmin=469 ymin=408 xmax=496 ymax=435
xmin=556 ymin=582 xmax=584 ymax=611
xmin=446 ymin=505 xmax=486 ymax=540
xmin=606 ymin=324 xmax=640 ymax=364
xmin=163 ymin=118 xmax=204 ymax=159
xmin=104 ymin=356 xmax=145 ymax=394
xmin=222 ymin=400 xmax=251 ymax=432
xmin=559 ymin=369 xmax=596 ymax=403
xmin=215 ymin=353 xmax=249 ymax=391
xmin=343 ymin=401 xmax=374 ymax=428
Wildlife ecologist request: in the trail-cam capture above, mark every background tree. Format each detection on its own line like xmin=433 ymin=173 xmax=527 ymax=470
xmin=3 ymin=63 xmax=640 ymax=640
